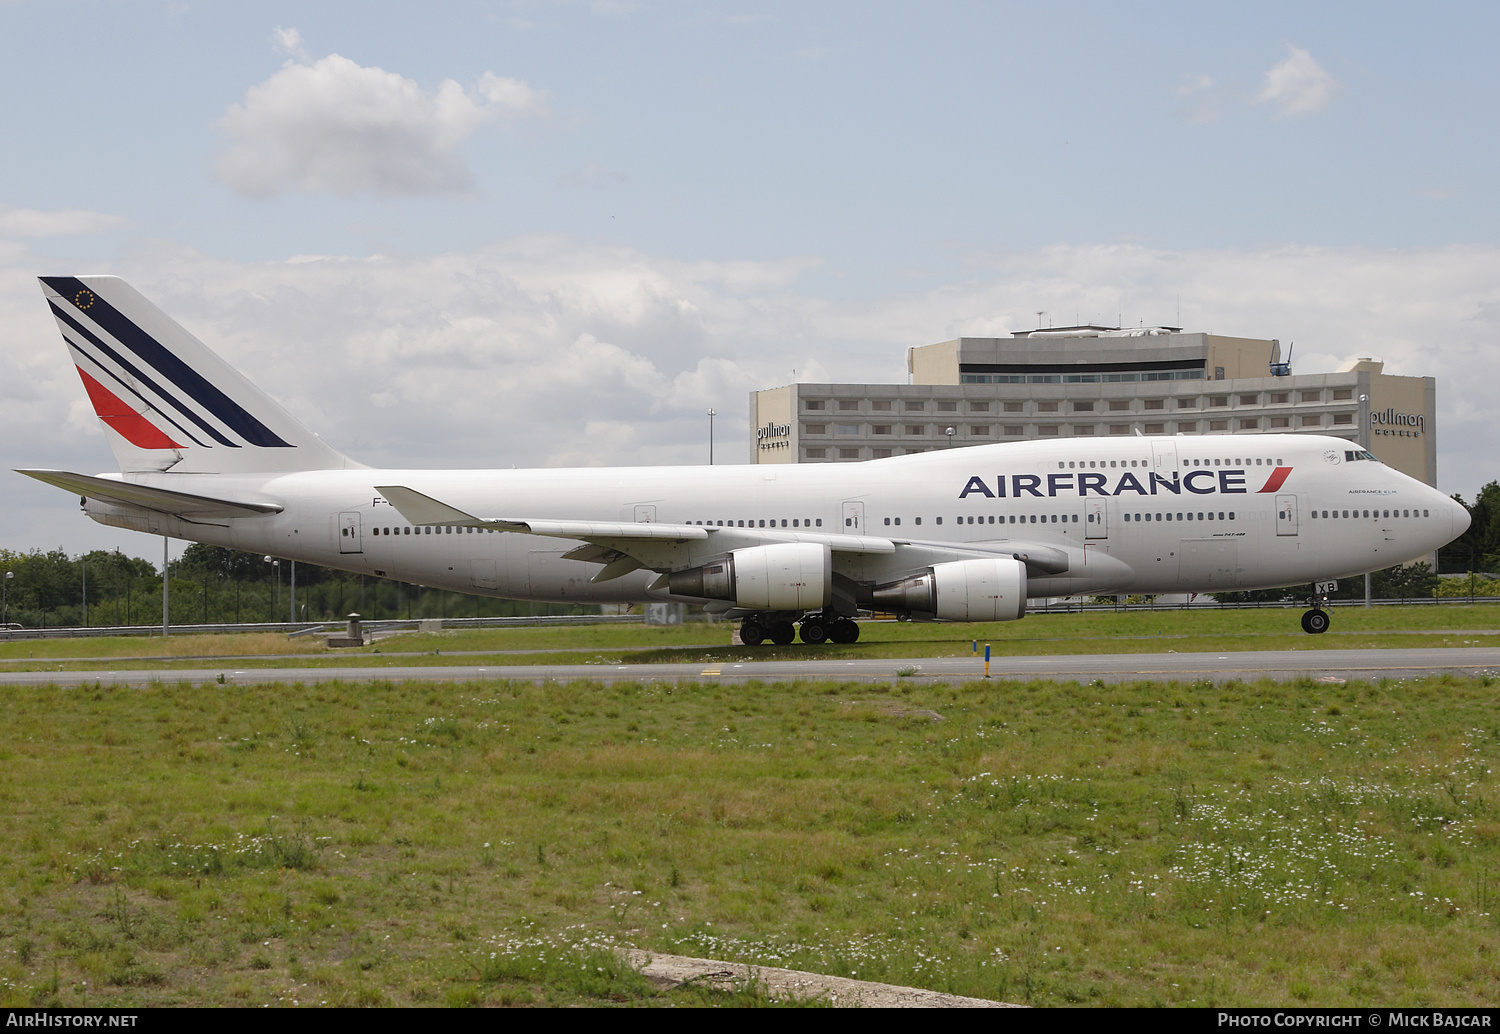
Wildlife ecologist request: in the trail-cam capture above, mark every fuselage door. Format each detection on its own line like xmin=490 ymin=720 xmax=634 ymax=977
xmin=1085 ymin=498 xmax=1108 ymax=539
xmin=1276 ymin=494 xmax=1299 ymax=536
xmin=338 ymin=511 xmax=363 ymax=554
xmin=842 ymin=500 xmax=865 ymax=533
xmin=1151 ymin=440 xmax=1178 ymax=473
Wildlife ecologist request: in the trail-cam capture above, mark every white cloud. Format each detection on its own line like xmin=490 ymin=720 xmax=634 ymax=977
xmin=272 ymin=26 xmax=307 ymax=61
xmin=1174 ymin=75 xmax=1224 ymax=125
xmin=5 ymin=235 xmax=1500 ymax=555
xmin=1255 ymin=45 xmax=1339 ymax=118
xmin=213 ymin=55 xmax=550 ymax=197
xmin=0 ymin=205 xmax=130 ymax=238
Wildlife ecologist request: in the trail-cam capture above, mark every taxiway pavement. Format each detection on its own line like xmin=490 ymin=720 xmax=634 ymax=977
xmin=3 ymin=647 xmax=1499 ymax=687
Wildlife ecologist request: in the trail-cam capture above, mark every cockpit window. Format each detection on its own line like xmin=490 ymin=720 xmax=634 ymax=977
xmin=1344 ymin=450 xmax=1380 ymax=462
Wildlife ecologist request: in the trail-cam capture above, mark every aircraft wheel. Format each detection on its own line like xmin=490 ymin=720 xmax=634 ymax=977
xmin=799 ymin=619 xmax=829 ymax=645
xmin=1301 ymin=609 xmax=1330 ymax=635
xmin=770 ymin=620 xmax=796 ymax=646
xmin=740 ymin=620 xmax=766 ymax=646
xmin=830 ymin=618 xmax=860 ymax=644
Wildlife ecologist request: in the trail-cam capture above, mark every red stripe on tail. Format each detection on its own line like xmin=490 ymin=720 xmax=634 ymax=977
xmin=75 ymin=366 xmax=183 ymax=450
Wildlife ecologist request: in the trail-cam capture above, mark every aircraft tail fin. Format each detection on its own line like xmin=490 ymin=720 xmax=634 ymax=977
xmin=39 ymin=275 xmax=356 ymax=474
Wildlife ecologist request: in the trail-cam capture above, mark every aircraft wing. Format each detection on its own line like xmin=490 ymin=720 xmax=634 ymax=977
xmin=17 ymin=469 xmax=284 ymax=519
xmin=376 ymin=484 xmax=898 ymax=582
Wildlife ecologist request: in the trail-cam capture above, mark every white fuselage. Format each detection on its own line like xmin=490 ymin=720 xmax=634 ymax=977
xmin=83 ymin=434 xmax=1465 ymax=605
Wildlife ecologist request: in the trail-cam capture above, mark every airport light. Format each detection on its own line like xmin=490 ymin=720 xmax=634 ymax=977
xmin=708 ymin=408 xmax=716 ymax=465
xmin=945 ymin=426 xmax=955 ymax=448
xmin=3 ymin=570 xmax=11 ymax=638
xmin=265 ymin=556 xmax=281 ymax=622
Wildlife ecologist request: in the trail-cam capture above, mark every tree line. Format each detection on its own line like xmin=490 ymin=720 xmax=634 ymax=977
xmin=0 ymin=543 xmax=598 ymax=629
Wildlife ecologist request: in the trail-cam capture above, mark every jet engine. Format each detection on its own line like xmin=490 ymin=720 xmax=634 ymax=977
xmin=667 ymin=542 xmax=832 ymax=611
xmin=872 ymin=556 xmax=1027 ymax=621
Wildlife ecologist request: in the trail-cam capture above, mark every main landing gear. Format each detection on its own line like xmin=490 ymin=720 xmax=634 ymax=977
xmin=740 ymin=611 xmax=860 ymax=646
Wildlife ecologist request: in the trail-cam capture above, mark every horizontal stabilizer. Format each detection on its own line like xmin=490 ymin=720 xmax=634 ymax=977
xmin=17 ymin=469 xmax=283 ymax=518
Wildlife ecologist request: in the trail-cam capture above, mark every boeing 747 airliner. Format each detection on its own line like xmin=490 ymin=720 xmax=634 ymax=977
xmin=18 ymin=276 xmax=1470 ymax=644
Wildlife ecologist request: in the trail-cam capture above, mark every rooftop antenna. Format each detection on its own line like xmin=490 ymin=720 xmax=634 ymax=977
xmin=1270 ymin=341 xmax=1294 ymax=377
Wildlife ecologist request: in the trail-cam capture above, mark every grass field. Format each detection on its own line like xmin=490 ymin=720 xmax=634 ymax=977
xmin=1 ymin=660 xmax=1497 ymax=1006
xmin=2 ymin=604 xmax=1500 ymax=673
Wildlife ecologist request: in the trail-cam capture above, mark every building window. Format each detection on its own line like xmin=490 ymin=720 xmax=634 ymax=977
xmin=1209 ymin=395 xmax=1229 ymax=407
xmin=1073 ymin=401 xmax=1095 ymax=412
xmin=1108 ymin=400 xmax=1130 ymax=411
xmin=1333 ymin=389 xmax=1353 ymax=400
xmin=1145 ymin=423 xmax=1165 ymax=434
xmin=804 ymin=424 xmax=826 ymax=435
xmin=1239 ymin=394 xmax=1258 ymax=406
xmin=1177 ymin=398 xmax=1197 ymax=409
xmin=1301 ymin=391 xmax=1321 ymax=403
xmin=1075 ymin=425 xmax=1096 ymax=435
xmin=1145 ymin=399 xmax=1165 ymax=410
xmin=1214 ymin=366 xmax=1226 ymax=380
xmin=969 ymin=425 xmax=991 ymax=436
xmin=837 ymin=423 xmax=859 ymax=434
xmin=1038 ymin=425 xmax=1059 ymax=436
xmin=969 ymin=401 xmax=990 ymax=413
xmin=1038 ymin=401 xmax=1059 ymax=413
xmin=1271 ymin=392 xmax=1289 ymax=404
xmin=1209 ymin=420 xmax=1229 ymax=430
xmin=1110 ymin=424 xmax=1130 ymax=435
xmin=1004 ymin=401 xmax=1023 ymax=413
xmin=905 ymin=425 xmax=926 ymax=435
xmin=937 ymin=400 xmax=958 ymax=412
xmin=1004 ymin=425 xmax=1024 ymax=436
xmin=904 ymin=400 xmax=925 ymax=412
xmin=1239 ymin=418 xmax=1259 ymax=429
xmin=1333 ymin=413 xmax=1353 ymax=425
xmin=839 ymin=448 xmax=860 ymax=459
xmin=871 ymin=400 xmax=892 ymax=411
xmin=1270 ymin=416 xmax=1290 ymax=427
xmin=872 ymin=424 xmax=892 ymax=435
xmin=905 ymin=448 xmax=925 ymax=454
xmin=838 ymin=400 xmax=859 ymax=411
xmin=805 ymin=447 xmax=826 ymax=458
xmin=1177 ymin=421 xmax=1197 ymax=432
xmin=1301 ymin=415 xmax=1322 ymax=427
xmin=873 ymin=448 xmax=892 ymax=458
xmin=805 ymin=400 xmax=824 ymax=410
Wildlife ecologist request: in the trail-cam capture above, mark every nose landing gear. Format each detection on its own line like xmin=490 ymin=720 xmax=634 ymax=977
xmin=1300 ymin=608 xmax=1330 ymax=634
xmin=1301 ymin=584 xmax=1332 ymax=634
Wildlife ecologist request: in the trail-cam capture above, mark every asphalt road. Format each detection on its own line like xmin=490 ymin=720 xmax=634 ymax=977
xmin=4 ymin=647 xmax=1500 ymax=687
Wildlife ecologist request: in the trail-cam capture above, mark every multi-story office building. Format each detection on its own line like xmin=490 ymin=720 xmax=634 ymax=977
xmin=749 ymin=326 xmax=1437 ymax=485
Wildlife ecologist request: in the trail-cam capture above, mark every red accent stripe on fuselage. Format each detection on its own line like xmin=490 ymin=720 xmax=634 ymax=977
xmin=75 ymin=366 xmax=184 ymax=449
xmin=1257 ymin=466 xmax=1293 ymax=493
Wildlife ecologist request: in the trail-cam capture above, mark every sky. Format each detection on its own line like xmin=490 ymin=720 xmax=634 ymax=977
xmin=2 ymin=1 xmax=1498 ymax=563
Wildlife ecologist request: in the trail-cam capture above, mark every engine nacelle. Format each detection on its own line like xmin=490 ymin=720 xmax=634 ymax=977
xmin=667 ymin=542 xmax=832 ymax=611
xmin=872 ymin=557 xmax=1027 ymax=622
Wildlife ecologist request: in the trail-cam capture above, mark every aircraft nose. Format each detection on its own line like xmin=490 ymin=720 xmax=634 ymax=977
xmin=1451 ymin=495 xmax=1472 ymax=539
